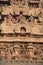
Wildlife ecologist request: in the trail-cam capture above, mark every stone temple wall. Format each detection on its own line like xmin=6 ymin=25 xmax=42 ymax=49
xmin=0 ymin=0 xmax=43 ymax=64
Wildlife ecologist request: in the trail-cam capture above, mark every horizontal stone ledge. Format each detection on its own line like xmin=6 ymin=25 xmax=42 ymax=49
xmin=0 ymin=37 xmax=43 ymax=42
xmin=0 ymin=33 xmax=43 ymax=37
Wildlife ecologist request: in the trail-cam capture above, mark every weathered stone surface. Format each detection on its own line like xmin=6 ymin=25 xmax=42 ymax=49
xmin=0 ymin=0 xmax=43 ymax=64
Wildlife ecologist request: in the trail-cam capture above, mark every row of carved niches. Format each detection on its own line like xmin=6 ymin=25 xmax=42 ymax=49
xmin=0 ymin=0 xmax=39 ymax=7
xmin=0 ymin=0 xmax=43 ymax=9
xmin=1 ymin=4 xmax=43 ymax=15
xmin=0 ymin=4 xmax=42 ymax=24
xmin=10 ymin=0 xmax=40 ymax=8
xmin=0 ymin=13 xmax=43 ymax=25
xmin=0 ymin=0 xmax=10 ymax=5
xmin=0 ymin=43 xmax=43 ymax=62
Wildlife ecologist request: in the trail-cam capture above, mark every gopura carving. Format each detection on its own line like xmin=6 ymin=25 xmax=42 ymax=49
xmin=0 ymin=0 xmax=43 ymax=63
